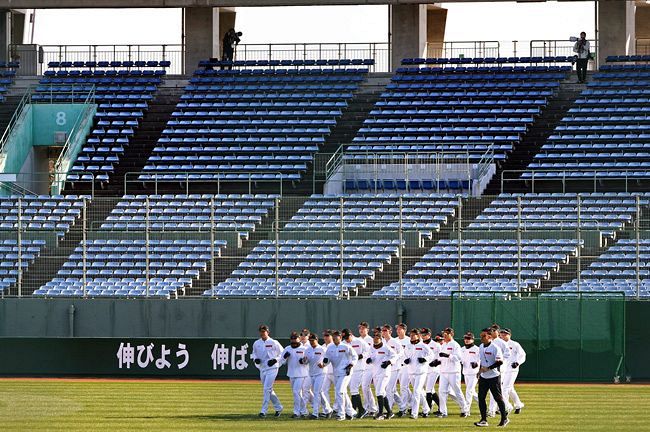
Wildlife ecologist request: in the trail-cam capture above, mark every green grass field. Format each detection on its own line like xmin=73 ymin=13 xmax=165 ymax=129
xmin=0 ymin=379 xmax=647 ymax=431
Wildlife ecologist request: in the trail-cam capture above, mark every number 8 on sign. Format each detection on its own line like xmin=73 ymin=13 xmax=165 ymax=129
xmin=56 ymin=112 xmax=67 ymax=126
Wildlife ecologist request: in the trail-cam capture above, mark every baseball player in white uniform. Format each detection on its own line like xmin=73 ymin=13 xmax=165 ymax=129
xmin=357 ymin=322 xmax=378 ymax=415
xmin=499 ymin=328 xmax=526 ymax=414
xmin=488 ymin=325 xmax=513 ymax=416
xmin=366 ymin=327 xmax=398 ymax=420
xmin=280 ymin=332 xmax=310 ymax=418
xmin=460 ymin=331 xmax=480 ymax=414
xmin=422 ymin=330 xmax=443 ymax=413
xmin=394 ymin=323 xmax=412 ymax=416
xmin=305 ymin=333 xmax=333 ymax=419
xmin=298 ymin=329 xmax=314 ymax=410
xmin=437 ymin=327 xmax=469 ymax=418
xmin=324 ymin=330 xmax=358 ymax=421
xmin=251 ymin=325 xmax=284 ymax=418
xmin=403 ymin=328 xmax=434 ymax=419
xmin=475 ymin=327 xmax=510 ymax=427
xmin=342 ymin=328 xmax=368 ymax=418
xmin=380 ymin=324 xmax=405 ymax=413
xmin=320 ymin=330 xmax=335 ymax=415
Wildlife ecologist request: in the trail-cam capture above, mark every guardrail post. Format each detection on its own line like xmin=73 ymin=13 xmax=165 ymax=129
xmin=634 ymin=195 xmax=641 ymax=300
xmin=339 ymin=197 xmax=345 ymax=299
xmin=457 ymin=196 xmax=463 ymax=293
xmin=274 ymin=197 xmax=280 ymax=299
xmin=398 ymin=196 xmax=403 ymax=299
xmin=82 ymin=198 xmax=87 ymax=298
xmin=576 ymin=194 xmax=581 ymax=292
xmin=145 ymin=196 xmax=150 ymax=298
xmin=210 ymin=197 xmax=215 ymax=298
xmin=517 ymin=196 xmax=522 ymax=294
xmin=17 ymin=197 xmax=22 ymax=298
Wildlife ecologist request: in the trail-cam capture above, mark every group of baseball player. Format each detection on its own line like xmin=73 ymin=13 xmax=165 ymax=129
xmin=251 ymin=322 xmax=525 ymax=427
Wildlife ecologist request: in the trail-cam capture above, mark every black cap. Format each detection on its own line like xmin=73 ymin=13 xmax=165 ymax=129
xmin=490 ymin=324 xmax=501 ymax=331
xmin=331 ymin=330 xmax=341 ymax=337
xmin=308 ymin=333 xmax=318 ymax=341
xmin=443 ymin=327 xmax=454 ymax=334
xmin=289 ymin=332 xmax=299 ymax=340
xmin=258 ymin=324 xmax=269 ymax=332
xmin=409 ymin=328 xmax=420 ymax=335
xmin=434 ymin=333 xmax=443 ymax=341
xmin=396 ymin=323 xmax=407 ymax=330
xmin=463 ymin=332 xmax=475 ymax=339
xmin=359 ymin=321 xmax=369 ymax=328
xmin=499 ymin=328 xmax=511 ymax=335
xmin=323 ymin=329 xmax=332 ymax=337
xmin=341 ymin=328 xmax=352 ymax=338
xmin=300 ymin=328 xmax=310 ymax=336
xmin=381 ymin=323 xmax=392 ymax=331
xmin=421 ymin=327 xmax=431 ymax=335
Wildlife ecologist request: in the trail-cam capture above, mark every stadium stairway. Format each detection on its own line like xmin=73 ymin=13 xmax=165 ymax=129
xmin=187 ymin=196 xmax=309 ymax=296
xmin=16 ymin=199 xmax=116 ymax=296
xmin=482 ymin=74 xmax=590 ymax=195
xmin=66 ymin=80 xmax=186 ymax=197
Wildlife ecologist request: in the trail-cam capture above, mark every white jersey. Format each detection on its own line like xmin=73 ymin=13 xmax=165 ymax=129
xmin=460 ymin=344 xmax=480 ymax=376
xmin=396 ymin=336 xmax=410 ymax=367
xmin=383 ymin=337 xmax=404 ymax=369
xmin=305 ymin=344 xmax=327 ymax=377
xmin=324 ymin=342 xmax=358 ymax=377
xmin=251 ymin=337 xmax=284 ymax=372
xmin=479 ymin=342 xmax=503 ymax=379
xmin=439 ymin=339 xmax=463 ymax=374
xmin=369 ymin=342 xmax=398 ymax=373
xmin=322 ymin=342 xmax=333 ymax=375
xmin=422 ymin=340 xmax=441 ymax=369
xmin=346 ymin=337 xmax=370 ymax=372
xmin=504 ymin=339 xmax=526 ymax=367
xmin=492 ymin=337 xmax=509 ymax=361
xmin=404 ymin=340 xmax=434 ymax=375
xmin=280 ymin=344 xmax=309 ymax=378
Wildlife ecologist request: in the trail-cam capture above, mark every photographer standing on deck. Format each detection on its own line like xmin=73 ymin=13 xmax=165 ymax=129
xmin=222 ymin=28 xmax=242 ymax=66
xmin=573 ymin=32 xmax=591 ymax=83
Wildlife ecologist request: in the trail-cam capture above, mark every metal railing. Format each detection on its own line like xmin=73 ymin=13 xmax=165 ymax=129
xmin=636 ymin=39 xmax=650 ymax=56
xmin=501 ymin=170 xmax=649 ymax=194
xmin=52 ymin=87 xmax=97 ymax=195
xmin=0 ymin=88 xmax=31 ymax=171
xmin=234 ymin=42 xmax=389 ymax=72
xmin=1 ymin=194 xmax=648 ymax=300
xmin=22 ymin=44 xmax=184 ymax=75
xmin=426 ymin=41 xmax=500 ymax=59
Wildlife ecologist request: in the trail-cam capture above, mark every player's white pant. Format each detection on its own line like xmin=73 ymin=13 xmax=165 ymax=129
xmin=439 ymin=372 xmax=468 ymax=415
xmin=302 ymin=376 xmax=314 ymax=412
xmin=259 ymin=368 xmax=283 ymax=414
xmin=372 ymin=367 xmax=392 ymax=397
xmin=385 ymin=366 xmax=402 ymax=410
xmin=502 ymin=369 xmax=523 ymax=409
xmin=489 ymin=374 xmax=514 ymax=414
xmin=409 ymin=373 xmax=429 ymax=418
xmin=398 ymin=366 xmax=412 ymax=411
xmin=362 ymin=368 xmax=378 ymax=412
xmin=349 ymin=369 xmax=363 ymax=396
xmin=463 ymin=373 xmax=479 ymax=413
xmin=425 ymin=369 xmax=440 ymax=393
xmin=321 ymin=373 xmax=334 ymax=412
xmin=310 ymin=374 xmax=332 ymax=415
xmin=333 ymin=374 xmax=356 ymax=419
xmin=290 ymin=377 xmax=309 ymax=416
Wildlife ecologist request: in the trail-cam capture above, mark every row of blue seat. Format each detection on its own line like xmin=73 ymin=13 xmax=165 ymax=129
xmin=199 ymin=59 xmax=374 ymax=68
xmin=48 ymin=60 xmax=170 ymax=68
xmin=402 ymin=56 xmax=572 ymax=65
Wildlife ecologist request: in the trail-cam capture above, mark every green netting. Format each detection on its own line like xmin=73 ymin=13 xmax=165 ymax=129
xmin=451 ymin=292 xmax=626 ymax=382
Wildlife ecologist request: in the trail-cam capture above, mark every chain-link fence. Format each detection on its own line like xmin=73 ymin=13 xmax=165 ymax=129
xmin=1 ymin=193 xmax=648 ymax=300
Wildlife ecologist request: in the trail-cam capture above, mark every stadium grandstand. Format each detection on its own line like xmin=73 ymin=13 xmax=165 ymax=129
xmin=0 ymin=3 xmax=647 ymax=428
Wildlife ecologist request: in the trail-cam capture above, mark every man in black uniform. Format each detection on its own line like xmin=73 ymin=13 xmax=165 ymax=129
xmin=222 ymin=28 xmax=242 ymax=69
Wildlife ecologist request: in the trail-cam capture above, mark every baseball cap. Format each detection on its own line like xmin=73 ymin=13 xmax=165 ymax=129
xmin=499 ymin=328 xmax=511 ymax=335
xmin=258 ymin=325 xmax=269 ymax=332
xmin=420 ymin=327 xmax=431 ymax=335
xmin=463 ymin=332 xmax=475 ymax=339
xmin=308 ymin=333 xmax=318 ymax=341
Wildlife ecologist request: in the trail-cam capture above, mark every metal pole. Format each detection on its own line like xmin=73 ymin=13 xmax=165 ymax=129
xmin=517 ymin=196 xmax=522 ymax=294
xmin=274 ymin=198 xmax=280 ymax=299
xmin=398 ymin=196 xmax=403 ymax=299
xmin=634 ymin=195 xmax=641 ymax=300
xmin=17 ymin=198 xmax=22 ymax=298
xmin=457 ymin=196 xmax=463 ymax=293
xmin=576 ymin=194 xmax=581 ymax=292
xmin=145 ymin=197 xmax=150 ymax=297
xmin=340 ymin=197 xmax=345 ymax=299
xmin=210 ymin=198 xmax=215 ymax=298
xmin=82 ymin=198 xmax=87 ymax=298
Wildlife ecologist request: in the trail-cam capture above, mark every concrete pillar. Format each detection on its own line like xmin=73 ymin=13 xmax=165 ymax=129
xmin=426 ymin=6 xmax=447 ymax=58
xmin=184 ymin=7 xmax=219 ymax=74
xmin=390 ymin=4 xmax=427 ymax=71
xmin=597 ymin=0 xmax=636 ymax=65
xmin=636 ymin=3 xmax=650 ymax=54
xmin=0 ymin=10 xmax=11 ymax=62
